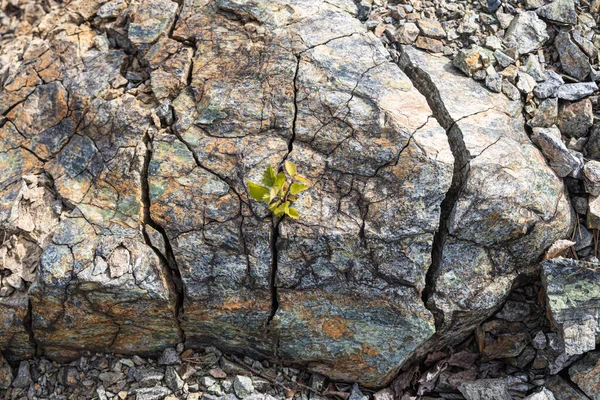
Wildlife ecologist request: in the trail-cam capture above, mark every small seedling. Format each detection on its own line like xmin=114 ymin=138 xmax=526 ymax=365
xmin=248 ymin=160 xmax=310 ymax=220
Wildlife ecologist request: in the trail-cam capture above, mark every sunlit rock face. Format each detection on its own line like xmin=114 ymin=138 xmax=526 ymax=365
xmin=0 ymin=0 xmax=570 ymax=387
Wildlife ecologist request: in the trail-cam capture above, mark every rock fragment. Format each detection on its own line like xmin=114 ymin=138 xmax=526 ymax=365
xmin=569 ymin=352 xmax=600 ymax=400
xmin=532 ymin=126 xmax=583 ymax=177
xmin=395 ymin=23 xmax=419 ymax=44
xmin=536 ymin=0 xmax=578 ymax=25
xmin=558 ymin=99 xmax=594 ymax=138
xmin=417 ymin=19 xmax=446 ymax=39
xmin=555 ymin=32 xmax=591 ymax=81
xmin=529 ymin=98 xmax=558 ymax=127
xmin=458 ymin=379 xmax=512 ymax=400
xmin=556 ymin=82 xmax=598 ymax=100
xmin=504 ymin=11 xmax=549 ymax=55
xmin=534 ymin=71 xmax=565 ymax=99
xmin=585 ymin=160 xmax=600 ymax=195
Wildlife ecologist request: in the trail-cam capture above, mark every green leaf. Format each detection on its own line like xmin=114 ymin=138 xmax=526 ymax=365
xmin=248 ymin=181 xmax=269 ymax=202
xmin=273 ymin=172 xmax=286 ymax=190
xmin=262 ymin=165 xmax=276 ymax=187
xmin=268 ymin=200 xmax=281 ymax=212
xmin=273 ymin=203 xmax=286 ymax=217
xmin=286 ymin=207 xmax=299 ymax=219
xmin=290 ymin=183 xmax=308 ymax=195
xmin=295 ymin=174 xmax=309 ymax=184
xmin=285 ymin=160 xmax=297 ymax=176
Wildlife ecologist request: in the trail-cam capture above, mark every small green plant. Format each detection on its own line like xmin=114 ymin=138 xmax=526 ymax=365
xmin=248 ymin=161 xmax=310 ymax=219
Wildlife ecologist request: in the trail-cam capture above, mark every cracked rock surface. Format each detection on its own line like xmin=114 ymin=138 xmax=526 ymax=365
xmin=0 ymin=0 xmax=571 ymax=389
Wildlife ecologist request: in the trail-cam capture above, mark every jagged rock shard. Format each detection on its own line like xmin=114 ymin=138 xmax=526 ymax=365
xmin=399 ymin=47 xmax=572 ymax=352
xmin=542 ymin=258 xmax=600 ymax=357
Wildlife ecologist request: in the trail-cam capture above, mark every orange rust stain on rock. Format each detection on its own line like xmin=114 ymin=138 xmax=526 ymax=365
xmin=322 ymin=316 xmax=349 ymax=341
xmin=361 ymin=343 xmax=381 ymax=356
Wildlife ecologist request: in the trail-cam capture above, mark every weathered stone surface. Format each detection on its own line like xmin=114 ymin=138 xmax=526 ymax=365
xmin=0 ymin=0 xmax=574 ymax=388
xmin=556 ymin=82 xmax=598 ymax=101
xmin=555 ymin=32 xmax=591 ymax=82
xmin=542 ymin=259 xmax=600 ymax=358
xmin=400 ymin=47 xmax=572 ymax=353
xmin=163 ymin=0 xmax=451 ymax=387
xmin=545 ymin=375 xmax=589 ymax=400
xmin=532 ymin=126 xmax=583 ymax=177
xmin=536 ymin=0 xmax=577 ymax=25
xmin=458 ymin=379 xmax=512 ymax=400
xmin=569 ymin=352 xmax=600 ymax=399
xmin=534 ymin=71 xmax=564 ymax=99
xmin=504 ymin=11 xmax=549 ymax=55
xmin=529 ymin=98 xmax=558 ymax=128
xmin=559 ymin=99 xmax=594 ymax=138
xmin=585 ymin=161 xmax=600 ymax=196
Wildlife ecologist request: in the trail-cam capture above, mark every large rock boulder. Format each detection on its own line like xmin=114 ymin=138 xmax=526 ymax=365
xmin=0 ymin=0 xmax=571 ymax=387
xmin=398 ymin=46 xmax=572 ymax=354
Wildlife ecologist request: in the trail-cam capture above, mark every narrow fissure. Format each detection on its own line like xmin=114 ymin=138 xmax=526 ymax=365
xmin=395 ymin=46 xmax=472 ymax=329
xmin=141 ymin=129 xmax=185 ymax=341
xmin=24 ymin=299 xmax=39 ymax=357
xmin=265 ymin=217 xmax=282 ymax=329
xmin=266 ymin=53 xmax=301 ymax=330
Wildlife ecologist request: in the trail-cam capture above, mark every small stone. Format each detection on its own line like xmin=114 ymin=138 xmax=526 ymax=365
xmin=453 ymin=47 xmax=486 ymax=77
xmin=416 ymin=19 xmax=446 ymax=39
xmin=209 ymin=367 xmax=227 ymax=379
xmin=373 ymin=388 xmax=394 ymax=400
xmin=589 ymin=195 xmax=600 ymax=229
xmin=569 ymin=352 xmax=600 ymax=399
xmin=504 ymin=11 xmax=549 ymax=55
xmin=485 ymin=36 xmax=503 ymax=51
xmin=529 ymin=98 xmax=558 ymax=127
xmin=201 ymin=376 xmax=217 ymax=387
xmin=252 ymin=377 xmax=271 ymax=393
xmin=555 ymin=32 xmax=591 ymax=81
xmin=415 ymin=36 xmax=444 ymax=53
xmin=558 ymin=99 xmax=593 ymax=138
xmin=0 ymin=352 xmax=13 ymax=389
xmin=573 ymin=30 xmax=599 ymax=61
xmin=485 ymin=71 xmax=503 ymax=93
xmin=208 ymin=383 xmax=225 ymax=396
xmin=496 ymin=300 xmax=532 ymax=321
xmin=135 ymin=386 xmax=172 ymax=400
xmin=517 ymin=71 xmax=537 ymax=93
xmin=534 ymin=70 xmax=565 ymax=99
xmin=97 ymin=0 xmax=128 ymax=19
xmin=522 ymin=54 xmax=545 ymax=82
xmin=457 ymin=12 xmax=479 ymax=35
xmin=532 ymin=332 xmax=547 ymax=350
xmin=394 ymin=23 xmax=419 ymax=44
xmin=458 ymin=379 xmax=512 ymax=400
xmin=536 ymin=0 xmax=577 ymax=25
xmin=563 ymin=318 xmax=596 ymax=356
xmin=233 ymin=375 xmax=254 ymax=398
xmin=494 ymin=50 xmax=515 ymax=69
xmin=309 ymin=374 xmax=327 ymax=391
xmin=502 ymin=80 xmax=521 ymax=100
xmin=158 ymin=348 xmax=181 ymax=366
xmin=349 ymin=383 xmax=368 ymax=400
xmin=118 ymin=392 xmax=128 ymax=400
xmin=586 ymin=161 xmax=600 ymax=196
xmin=496 ymin=11 xmax=514 ymax=29
xmin=523 ymin=388 xmax=557 ymax=400
xmin=532 ymin=126 xmax=583 ymax=177
xmin=546 ymin=375 xmax=589 ymax=399
xmin=12 ymin=360 xmax=32 ymax=389
xmin=556 ymin=82 xmax=598 ymax=101
xmin=165 ymin=366 xmax=184 ymax=392
xmin=525 ymin=0 xmax=545 ymax=9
